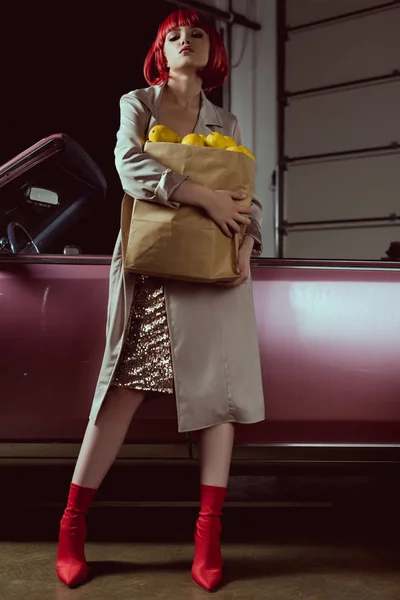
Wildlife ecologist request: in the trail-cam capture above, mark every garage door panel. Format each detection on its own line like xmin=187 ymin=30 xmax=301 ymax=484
xmin=286 ymin=154 xmax=400 ymax=222
xmin=285 ymin=225 xmax=400 ymax=260
xmin=281 ymin=0 xmax=400 ymax=259
xmin=285 ymin=82 xmax=400 ymax=157
xmin=286 ymin=9 xmax=400 ymax=91
xmin=286 ymin=0 xmax=387 ymax=28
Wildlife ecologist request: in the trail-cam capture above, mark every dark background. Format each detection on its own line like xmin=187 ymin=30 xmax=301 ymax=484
xmin=3 ymin=0 xmax=224 ymax=254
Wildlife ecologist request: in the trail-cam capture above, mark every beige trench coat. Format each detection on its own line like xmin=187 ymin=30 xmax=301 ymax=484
xmin=89 ymin=82 xmax=265 ymax=432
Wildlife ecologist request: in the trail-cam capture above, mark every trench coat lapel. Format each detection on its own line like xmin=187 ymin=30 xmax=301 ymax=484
xmin=134 ymin=82 xmax=223 ymax=133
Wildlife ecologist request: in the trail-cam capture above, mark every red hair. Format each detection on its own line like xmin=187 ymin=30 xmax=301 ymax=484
xmin=143 ymin=9 xmax=229 ymax=93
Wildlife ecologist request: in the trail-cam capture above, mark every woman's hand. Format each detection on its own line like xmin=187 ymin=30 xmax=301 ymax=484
xmin=217 ymin=235 xmax=254 ymax=288
xmin=171 ymin=182 xmax=252 ymax=238
xmin=205 ymin=190 xmax=253 ymax=238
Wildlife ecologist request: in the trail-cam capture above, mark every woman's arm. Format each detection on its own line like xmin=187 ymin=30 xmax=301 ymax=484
xmin=232 ymin=119 xmax=263 ymax=256
xmin=116 ymin=93 xmax=242 ymax=214
xmin=115 ymin=93 xmax=188 ymax=209
xmin=115 ymin=93 xmax=253 ymax=236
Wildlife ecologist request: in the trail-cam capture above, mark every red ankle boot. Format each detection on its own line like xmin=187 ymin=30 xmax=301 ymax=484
xmin=56 ymin=483 xmax=97 ymax=587
xmin=192 ymin=484 xmax=227 ymax=591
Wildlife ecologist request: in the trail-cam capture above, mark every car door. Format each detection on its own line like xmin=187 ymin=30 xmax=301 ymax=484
xmin=233 ymin=259 xmax=400 ymax=464
xmin=0 ymin=135 xmax=186 ymax=451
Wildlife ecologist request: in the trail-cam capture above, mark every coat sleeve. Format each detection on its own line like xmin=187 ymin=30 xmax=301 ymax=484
xmin=114 ymin=92 xmax=188 ymax=208
xmin=232 ymin=118 xmax=263 ymax=256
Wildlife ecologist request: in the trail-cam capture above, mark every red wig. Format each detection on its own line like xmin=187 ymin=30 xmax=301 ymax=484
xmin=143 ymin=9 xmax=229 ymax=93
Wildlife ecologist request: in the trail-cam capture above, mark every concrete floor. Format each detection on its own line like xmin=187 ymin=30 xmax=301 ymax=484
xmin=1 ymin=466 xmax=400 ymax=599
xmin=1 ymin=538 xmax=400 ymax=599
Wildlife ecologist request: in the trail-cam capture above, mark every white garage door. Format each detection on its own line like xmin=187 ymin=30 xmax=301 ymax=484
xmin=279 ymin=0 xmax=400 ymax=259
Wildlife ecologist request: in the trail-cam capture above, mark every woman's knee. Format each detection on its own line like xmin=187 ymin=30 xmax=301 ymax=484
xmin=101 ymin=386 xmax=145 ymax=415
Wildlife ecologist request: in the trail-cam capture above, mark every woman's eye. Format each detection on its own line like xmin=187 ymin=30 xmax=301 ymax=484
xmin=169 ymin=35 xmax=179 ymax=41
xmin=192 ymin=32 xmax=203 ymax=38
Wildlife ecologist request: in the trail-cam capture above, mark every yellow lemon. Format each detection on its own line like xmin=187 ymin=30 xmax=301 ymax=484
xmin=181 ymin=133 xmax=206 ymax=146
xmin=205 ymin=132 xmax=228 ymax=149
xmin=238 ymin=145 xmax=256 ymax=161
xmin=224 ymin=135 xmax=237 ymax=147
xmin=148 ymin=125 xmax=181 ymax=143
xmin=226 ymin=145 xmax=241 ymax=153
xmin=199 ymin=134 xmax=207 ymax=140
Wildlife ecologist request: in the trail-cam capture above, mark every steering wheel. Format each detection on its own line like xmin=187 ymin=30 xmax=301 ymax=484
xmin=7 ymin=222 xmax=40 ymax=254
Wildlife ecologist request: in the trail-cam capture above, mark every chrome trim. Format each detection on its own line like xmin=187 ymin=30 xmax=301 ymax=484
xmin=250 ymin=260 xmax=400 ymax=272
xmin=235 ymin=443 xmax=400 ymax=449
xmin=37 ymin=500 xmax=333 ymax=509
xmin=0 ymin=443 xmax=189 ymax=459
xmin=192 ymin=443 xmax=400 ymax=464
xmin=2 ymin=254 xmax=400 ymax=271
xmin=0 ymin=459 xmax=192 ymax=467
xmin=0 ymin=255 xmax=111 ymax=266
xmin=0 ymin=137 xmax=63 ymax=188
xmin=3 ymin=443 xmax=400 ymax=465
xmin=253 ymin=265 xmax=400 ymax=273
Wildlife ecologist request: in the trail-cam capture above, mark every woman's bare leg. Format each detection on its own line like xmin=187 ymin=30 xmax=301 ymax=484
xmin=192 ymin=423 xmax=235 ymax=591
xmin=56 ymin=386 xmax=144 ymax=587
xmin=72 ymin=386 xmax=145 ymax=489
xmin=199 ymin=423 xmax=234 ymax=487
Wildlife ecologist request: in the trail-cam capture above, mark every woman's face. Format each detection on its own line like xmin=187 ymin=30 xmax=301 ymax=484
xmin=163 ymin=26 xmax=210 ymax=74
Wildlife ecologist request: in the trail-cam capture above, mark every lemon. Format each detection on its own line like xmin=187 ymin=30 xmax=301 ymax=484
xmin=148 ymin=125 xmax=181 ymax=143
xmin=224 ymin=135 xmax=237 ymax=147
xmin=226 ymin=145 xmax=256 ymax=160
xmin=238 ymin=145 xmax=256 ymax=161
xmin=199 ymin=134 xmax=207 ymax=140
xmin=205 ymin=132 xmax=228 ymax=149
xmin=181 ymin=133 xmax=206 ymax=146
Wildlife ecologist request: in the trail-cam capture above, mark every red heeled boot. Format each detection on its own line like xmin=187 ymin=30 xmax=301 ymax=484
xmin=192 ymin=484 xmax=227 ymax=591
xmin=56 ymin=483 xmax=97 ymax=587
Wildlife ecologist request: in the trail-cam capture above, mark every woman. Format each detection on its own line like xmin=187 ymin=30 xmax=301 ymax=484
xmin=56 ymin=8 xmax=264 ymax=592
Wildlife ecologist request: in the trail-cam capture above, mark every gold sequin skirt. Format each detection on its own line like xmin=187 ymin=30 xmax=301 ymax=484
xmin=111 ymin=275 xmax=174 ymax=394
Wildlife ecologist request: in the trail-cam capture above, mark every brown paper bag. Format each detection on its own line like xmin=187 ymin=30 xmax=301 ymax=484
xmin=122 ymin=141 xmax=255 ymax=283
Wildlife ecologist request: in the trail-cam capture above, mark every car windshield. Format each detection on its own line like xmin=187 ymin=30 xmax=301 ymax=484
xmin=0 ymin=135 xmax=106 ymax=254
xmin=0 ymin=155 xmax=92 ymax=240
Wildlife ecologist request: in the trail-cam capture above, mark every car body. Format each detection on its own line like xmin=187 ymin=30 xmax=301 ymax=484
xmin=2 ymin=136 xmax=400 ymax=466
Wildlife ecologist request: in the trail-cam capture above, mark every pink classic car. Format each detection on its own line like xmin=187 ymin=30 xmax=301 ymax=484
xmin=1 ymin=135 xmax=400 ymax=465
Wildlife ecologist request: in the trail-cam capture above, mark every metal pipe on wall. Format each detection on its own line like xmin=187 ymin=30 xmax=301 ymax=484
xmin=276 ymin=0 xmax=286 ymax=258
xmin=225 ymin=0 xmax=233 ymax=111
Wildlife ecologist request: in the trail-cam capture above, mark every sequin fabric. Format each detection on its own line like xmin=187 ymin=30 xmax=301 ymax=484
xmin=111 ymin=275 xmax=174 ymax=394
